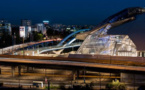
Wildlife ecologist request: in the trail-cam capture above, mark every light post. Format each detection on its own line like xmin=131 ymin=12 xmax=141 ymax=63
xmin=99 ymin=72 xmax=101 ymax=90
xmin=2 ymin=48 xmax=3 ymax=55
xmin=110 ymin=56 xmax=111 ymax=77
xmin=14 ymin=33 xmax=16 ymax=45
xmin=2 ymin=41 xmax=5 ymax=54
xmin=12 ymin=35 xmax=13 ymax=55
xmin=84 ymin=67 xmax=86 ymax=84
xmin=133 ymin=74 xmax=135 ymax=90
xmin=13 ymin=33 xmax=16 ymax=55
xmin=23 ymin=37 xmax=25 ymax=56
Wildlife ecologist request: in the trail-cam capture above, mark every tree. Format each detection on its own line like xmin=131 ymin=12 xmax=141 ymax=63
xmin=33 ymin=31 xmax=43 ymax=41
xmin=105 ymin=79 xmax=126 ymax=90
xmin=0 ymin=31 xmax=12 ymax=48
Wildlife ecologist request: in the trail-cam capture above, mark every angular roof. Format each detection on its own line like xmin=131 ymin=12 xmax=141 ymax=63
xmin=107 ymin=14 xmax=145 ymax=51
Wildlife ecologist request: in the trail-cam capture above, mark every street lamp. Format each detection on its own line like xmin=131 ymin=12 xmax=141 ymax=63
xmin=99 ymin=72 xmax=101 ymax=90
xmin=23 ymin=37 xmax=25 ymax=56
xmin=12 ymin=33 xmax=15 ymax=55
xmin=84 ymin=67 xmax=86 ymax=84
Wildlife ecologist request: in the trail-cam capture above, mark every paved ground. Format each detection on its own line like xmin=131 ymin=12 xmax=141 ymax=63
xmin=0 ymin=65 xmax=117 ymax=89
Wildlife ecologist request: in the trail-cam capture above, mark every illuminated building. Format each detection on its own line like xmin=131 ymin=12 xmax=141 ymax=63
xmin=0 ymin=19 xmax=11 ymax=37
xmin=21 ymin=19 xmax=31 ymax=26
xmin=43 ymin=20 xmax=49 ymax=26
xmin=36 ymin=23 xmax=46 ymax=35
xmin=76 ymin=7 xmax=145 ymax=57
xmin=21 ymin=19 xmax=32 ymax=38
xmin=52 ymin=24 xmax=63 ymax=31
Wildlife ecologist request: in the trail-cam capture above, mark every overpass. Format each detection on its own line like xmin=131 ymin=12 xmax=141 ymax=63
xmin=0 ymin=28 xmax=90 ymax=55
xmin=0 ymin=55 xmax=145 ymax=73
xmin=0 ymin=54 xmax=145 ymax=87
xmin=0 ymin=39 xmax=62 ymax=55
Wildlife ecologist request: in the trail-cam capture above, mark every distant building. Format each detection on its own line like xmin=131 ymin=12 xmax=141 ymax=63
xmin=43 ymin=20 xmax=49 ymax=27
xmin=0 ymin=20 xmax=8 ymax=23
xmin=36 ymin=23 xmax=44 ymax=32
xmin=21 ymin=19 xmax=31 ymax=26
xmin=19 ymin=26 xmax=28 ymax=39
xmin=52 ymin=24 xmax=63 ymax=31
xmin=36 ymin=23 xmax=46 ymax=35
xmin=0 ymin=19 xmax=11 ymax=37
xmin=20 ymin=20 xmax=32 ymax=38
xmin=31 ymin=26 xmax=37 ymax=32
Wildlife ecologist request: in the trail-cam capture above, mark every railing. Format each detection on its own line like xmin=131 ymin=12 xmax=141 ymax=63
xmin=0 ymin=43 xmax=29 ymax=55
xmin=0 ymin=39 xmax=62 ymax=55
xmin=68 ymin=54 xmax=145 ymax=66
xmin=0 ymin=54 xmax=144 ymax=67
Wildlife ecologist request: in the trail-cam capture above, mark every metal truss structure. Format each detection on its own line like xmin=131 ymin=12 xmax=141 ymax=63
xmin=76 ymin=7 xmax=145 ymax=57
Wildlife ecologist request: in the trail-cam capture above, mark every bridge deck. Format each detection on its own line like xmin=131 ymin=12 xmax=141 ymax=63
xmin=0 ymin=55 xmax=144 ymax=72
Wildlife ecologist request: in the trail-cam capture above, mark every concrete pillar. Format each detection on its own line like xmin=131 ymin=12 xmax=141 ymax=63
xmin=0 ymin=68 xmax=1 ymax=74
xmin=48 ymin=81 xmax=50 ymax=90
xmin=83 ymin=69 xmax=86 ymax=84
xmin=72 ymin=70 xmax=76 ymax=81
xmin=31 ymin=67 xmax=34 ymax=71
xmin=11 ymin=66 xmax=15 ymax=77
xmin=27 ymin=66 xmax=34 ymax=72
xmin=77 ymin=70 xmax=79 ymax=79
xmin=18 ymin=66 xmax=21 ymax=76
xmin=73 ymin=74 xmax=76 ymax=81
xmin=27 ymin=66 xmax=30 ymax=72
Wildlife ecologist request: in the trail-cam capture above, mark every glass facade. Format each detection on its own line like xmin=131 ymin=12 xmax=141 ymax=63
xmin=77 ymin=24 xmax=137 ymax=57
xmin=76 ymin=7 xmax=145 ymax=57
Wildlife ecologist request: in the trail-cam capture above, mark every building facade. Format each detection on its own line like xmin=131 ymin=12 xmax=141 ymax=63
xmin=0 ymin=20 xmax=11 ymax=38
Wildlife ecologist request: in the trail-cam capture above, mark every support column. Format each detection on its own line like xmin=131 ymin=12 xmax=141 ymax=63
xmin=11 ymin=66 xmax=15 ymax=77
xmin=48 ymin=80 xmax=50 ymax=90
xmin=72 ymin=70 xmax=76 ymax=81
xmin=99 ymin=72 xmax=101 ymax=90
xmin=31 ymin=67 xmax=34 ymax=71
xmin=0 ymin=68 xmax=1 ymax=74
xmin=27 ymin=66 xmax=29 ymax=72
xmin=83 ymin=68 xmax=86 ymax=84
xmin=77 ymin=70 xmax=79 ymax=79
xmin=120 ymin=73 xmax=124 ymax=82
xmin=18 ymin=66 xmax=21 ymax=76
xmin=27 ymin=66 xmax=34 ymax=72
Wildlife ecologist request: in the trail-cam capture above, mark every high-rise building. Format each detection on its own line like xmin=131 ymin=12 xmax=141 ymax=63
xmin=21 ymin=20 xmax=32 ymax=39
xmin=36 ymin=23 xmax=44 ymax=32
xmin=0 ymin=19 xmax=11 ymax=37
xmin=36 ymin=23 xmax=46 ymax=35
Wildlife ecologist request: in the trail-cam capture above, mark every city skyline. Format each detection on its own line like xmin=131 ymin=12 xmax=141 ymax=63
xmin=0 ymin=5 xmax=145 ymax=89
xmin=0 ymin=0 xmax=145 ymax=25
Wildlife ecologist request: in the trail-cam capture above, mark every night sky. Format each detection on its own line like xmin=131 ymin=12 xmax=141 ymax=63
xmin=0 ymin=0 xmax=145 ymax=25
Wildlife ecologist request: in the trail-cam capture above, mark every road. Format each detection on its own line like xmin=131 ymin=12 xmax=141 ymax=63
xmin=0 ymin=57 xmax=145 ymax=73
